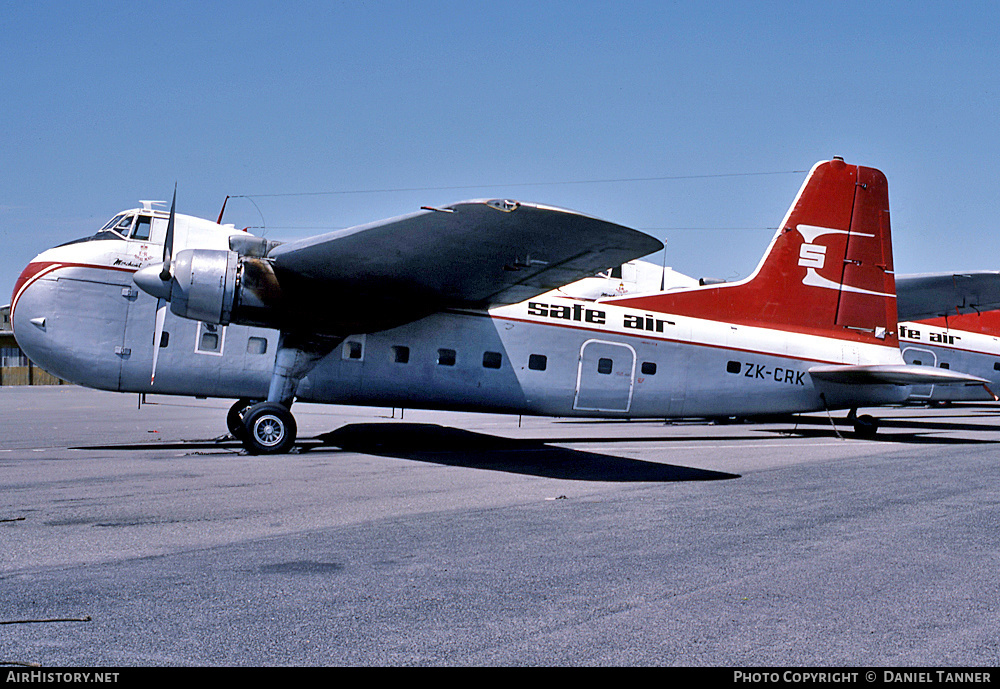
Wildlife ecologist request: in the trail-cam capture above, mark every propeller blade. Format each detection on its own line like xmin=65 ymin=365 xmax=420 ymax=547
xmin=160 ymin=184 xmax=177 ymax=281
xmin=150 ymin=298 xmax=167 ymax=385
xmin=150 ymin=184 xmax=176 ymax=386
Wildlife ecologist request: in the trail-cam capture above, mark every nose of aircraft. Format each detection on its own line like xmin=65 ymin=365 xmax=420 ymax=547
xmin=10 ymin=255 xmax=130 ymax=391
xmin=10 ymin=259 xmax=59 ymax=377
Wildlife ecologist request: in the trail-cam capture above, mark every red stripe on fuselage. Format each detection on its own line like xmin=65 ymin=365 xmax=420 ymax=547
xmin=10 ymin=261 xmax=138 ymax=319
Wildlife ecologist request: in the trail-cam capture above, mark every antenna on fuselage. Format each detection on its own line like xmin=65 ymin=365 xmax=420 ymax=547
xmin=217 ymin=195 xmax=229 ymax=224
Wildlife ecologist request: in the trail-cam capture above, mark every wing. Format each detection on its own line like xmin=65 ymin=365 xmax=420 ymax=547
xmin=266 ymin=199 xmax=662 ymax=332
xmin=895 ymin=271 xmax=1000 ymax=321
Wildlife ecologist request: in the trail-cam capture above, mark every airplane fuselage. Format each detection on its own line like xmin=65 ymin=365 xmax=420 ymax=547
xmin=12 ymin=232 xmax=909 ymax=420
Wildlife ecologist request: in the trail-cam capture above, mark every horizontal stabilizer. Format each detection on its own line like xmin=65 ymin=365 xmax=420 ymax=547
xmin=896 ymin=271 xmax=1000 ymax=321
xmin=808 ymin=364 xmax=989 ymax=386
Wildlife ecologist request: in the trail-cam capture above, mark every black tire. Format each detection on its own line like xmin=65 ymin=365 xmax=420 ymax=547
xmin=227 ymin=398 xmax=259 ymax=441
xmin=853 ymin=414 xmax=879 ymax=439
xmin=242 ymin=402 xmax=297 ymax=455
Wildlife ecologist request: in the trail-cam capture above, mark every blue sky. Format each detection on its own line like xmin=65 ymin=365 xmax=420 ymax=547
xmin=4 ymin=1 xmax=1000 ymax=299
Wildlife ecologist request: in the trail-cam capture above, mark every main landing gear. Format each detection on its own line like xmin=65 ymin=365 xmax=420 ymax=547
xmin=227 ymin=331 xmax=342 ymax=455
xmin=847 ymin=408 xmax=880 ymax=439
xmin=227 ymin=398 xmax=298 ymax=455
xmin=243 ymin=402 xmax=297 ymax=454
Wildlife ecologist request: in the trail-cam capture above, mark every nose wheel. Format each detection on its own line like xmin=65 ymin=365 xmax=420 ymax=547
xmin=240 ymin=402 xmax=297 ymax=454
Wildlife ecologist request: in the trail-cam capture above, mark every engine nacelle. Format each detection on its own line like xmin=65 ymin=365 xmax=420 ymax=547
xmin=169 ymin=249 xmax=238 ymax=324
xmin=168 ymin=249 xmax=282 ymax=327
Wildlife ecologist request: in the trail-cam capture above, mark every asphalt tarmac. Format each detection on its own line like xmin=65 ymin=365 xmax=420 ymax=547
xmin=3 ymin=386 xmax=1000 ymax=667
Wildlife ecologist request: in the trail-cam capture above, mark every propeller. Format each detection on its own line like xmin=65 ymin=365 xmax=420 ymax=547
xmin=134 ymin=184 xmax=176 ymax=385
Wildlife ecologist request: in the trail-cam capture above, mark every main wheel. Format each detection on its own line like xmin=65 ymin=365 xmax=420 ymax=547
xmin=227 ymin=398 xmax=259 ymax=441
xmin=242 ymin=402 xmax=297 ymax=455
xmin=852 ymin=414 xmax=880 ymax=439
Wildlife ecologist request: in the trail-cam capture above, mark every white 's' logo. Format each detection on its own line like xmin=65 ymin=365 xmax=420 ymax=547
xmin=794 ymin=224 xmax=892 ymax=297
xmin=798 ymin=242 xmax=827 ymax=269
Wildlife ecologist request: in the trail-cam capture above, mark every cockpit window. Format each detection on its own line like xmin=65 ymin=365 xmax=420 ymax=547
xmin=56 ymin=211 xmax=144 ymax=248
xmin=99 ymin=213 xmax=127 ymax=232
xmin=93 ymin=213 xmax=135 ymax=239
xmin=132 ymin=216 xmax=151 ymax=240
xmin=114 ymin=214 xmax=134 ymax=236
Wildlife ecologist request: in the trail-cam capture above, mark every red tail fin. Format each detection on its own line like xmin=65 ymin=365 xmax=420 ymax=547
xmin=613 ymin=158 xmax=897 ymax=346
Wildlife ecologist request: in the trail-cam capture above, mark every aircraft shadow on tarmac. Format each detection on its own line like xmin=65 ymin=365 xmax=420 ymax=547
xmin=307 ymin=423 xmax=739 ymax=482
xmin=73 ymin=423 xmax=739 ymax=482
xmin=74 ymin=412 xmax=1000 ymax=479
xmin=769 ymin=414 xmax=1000 ymax=444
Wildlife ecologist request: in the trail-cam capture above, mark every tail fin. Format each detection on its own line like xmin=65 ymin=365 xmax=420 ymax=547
xmin=612 ymin=158 xmax=897 ymax=346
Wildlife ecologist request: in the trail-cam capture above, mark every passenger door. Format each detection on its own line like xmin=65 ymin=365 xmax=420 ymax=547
xmin=573 ymin=339 xmax=636 ymax=412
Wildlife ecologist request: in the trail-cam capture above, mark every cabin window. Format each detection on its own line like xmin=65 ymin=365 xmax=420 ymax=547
xmin=994 ymin=362 xmax=1000 ymax=372
xmin=610 ymin=266 xmax=623 ymax=279
xmin=483 ymin=351 xmax=502 ymax=369
xmin=528 ymin=354 xmax=547 ymax=371
xmin=939 ymin=362 xmax=950 ymax=369
xmin=159 ymin=331 xmax=169 ymax=348
xmin=641 ymin=361 xmax=656 ymax=375
xmin=437 ymin=348 xmax=456 ymax=366
xmin=727 ymin=360 xmax=741 ymax=374
xmin=597 ymin=357 xmax=613 ymax=375
xmin=247 ymin=336 xmax=267 ymax=355
xmin=196 ymin=322 xmax=224 ymax=354
xmin=912 ymin=359 xmax=923 ymax=366
xmin=341 ymin=336 xmax=365 ymax=361
xmin=392 ymin=346 xmax=410 ymax=364
xmin=132 ymin=216 xmax=152 ymax=241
